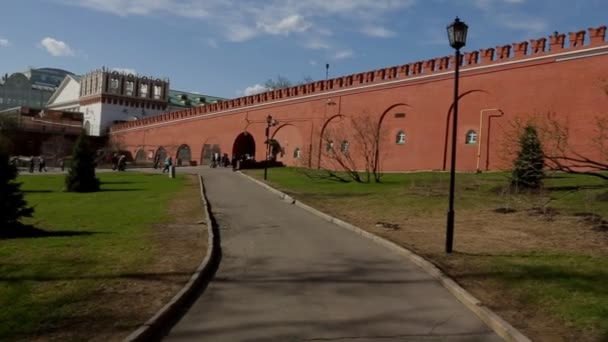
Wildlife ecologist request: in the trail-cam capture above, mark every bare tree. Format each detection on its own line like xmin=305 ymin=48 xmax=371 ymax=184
xmin=41 ymin=135 xmax=71 ymax=160
xmin=499 ymin=113 xmax=608 ymax=182
xmin=540 ymin=114 xmax=608 ymax=180
xmin=318 ymin=112 xmax=388 ymax=183
xmin=264 ymin=75 xmax=292 ymax=91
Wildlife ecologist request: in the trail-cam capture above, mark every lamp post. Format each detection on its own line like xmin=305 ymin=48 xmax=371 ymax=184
xmin=264 ymin=115 xmax=278 ymax=180
xmin=445 ymin=17 xmax=468 ymax=254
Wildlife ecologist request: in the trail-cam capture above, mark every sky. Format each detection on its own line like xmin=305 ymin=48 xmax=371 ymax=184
xmin=0 ymin=0 xmax=606 ymax=99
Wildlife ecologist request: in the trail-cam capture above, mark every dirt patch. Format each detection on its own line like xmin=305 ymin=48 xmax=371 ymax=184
xmin=35 ymin=175 xmax=208 ymax=341
xmin=308 ymin=198 xmax=607 ymax=341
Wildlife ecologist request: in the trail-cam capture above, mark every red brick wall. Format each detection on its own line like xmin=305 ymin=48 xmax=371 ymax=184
xmin=111 ymin=26 xmax=608 ymax=172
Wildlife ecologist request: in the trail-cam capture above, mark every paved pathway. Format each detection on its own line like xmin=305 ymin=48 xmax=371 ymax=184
xmin=163 ymin=168 xmax=501 ymax=341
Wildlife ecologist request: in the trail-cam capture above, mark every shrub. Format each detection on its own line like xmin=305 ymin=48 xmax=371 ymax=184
xmin=65 ymin=131 xmax=100 ymax=192
xmin=0 ymin=146 xmax=33 ymax=231
xmin=511 ymin=125 xmax=545 ymax=190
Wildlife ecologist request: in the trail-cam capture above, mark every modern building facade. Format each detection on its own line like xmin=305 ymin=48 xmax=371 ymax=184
xmin=0 ymin=67 xmax=74 ymax=111
xmin=109 ymin=26 xmax=608 ymax=171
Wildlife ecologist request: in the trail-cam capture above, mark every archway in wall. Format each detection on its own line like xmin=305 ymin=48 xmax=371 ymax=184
xmin=135 ymin=149 xmax=146 ymax=162
xmin=232 ymin=131 xmax=256 ymax=161
xmin=272 ymin=124 xmax=304 ymax=166
xmin=84 ymin=121 xmax=91 ymax=135
xmin=155 ymin=147 xmax=167 ymax=163
xmin=200 ymin=141 xmax=221 ymax=165
xmin=176 ymin=144 xmax=192 ymax=166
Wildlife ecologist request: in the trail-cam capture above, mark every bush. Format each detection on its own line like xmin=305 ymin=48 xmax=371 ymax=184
xmin=65 ymin=131 xmax=100 ymax=192
xmin=0 ymin=146 xmax=33 ymax=231
xmin=512 ymin=125 xmax=545 ymax=190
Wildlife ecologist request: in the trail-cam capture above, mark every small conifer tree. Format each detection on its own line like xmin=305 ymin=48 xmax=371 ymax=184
xmin=0 ymin=144 xmax=34 ymax=231
xmin=65 ymin=131 xmax=100 ymax=192
xmin=512 ymin=125 xmax=545 ymax=190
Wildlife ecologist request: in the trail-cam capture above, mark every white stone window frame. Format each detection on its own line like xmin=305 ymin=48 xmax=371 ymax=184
xmin=110 ymin=78 xmax=120 ymax=93
xmin=140 ymin=83 xmax=149 ymax=98
xmin=126 ymin=81 xmax=134 ymax=96
xmin=465 ymin=130 xmax=478 ymax=145
xmin=153 ymin=85 xmax=162 ymax=100
xmin=341 ymin=140 xmax=350 ymax=153
xmin=396 ymin=130 xmax=406 ymax=144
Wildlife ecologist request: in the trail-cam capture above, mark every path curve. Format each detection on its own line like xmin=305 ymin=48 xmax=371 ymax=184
xmin=164 ymin=168 xmax=501 ymax=341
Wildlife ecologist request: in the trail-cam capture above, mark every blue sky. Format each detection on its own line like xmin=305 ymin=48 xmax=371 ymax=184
xmin=0 ymin=0 xmax=606 ymax=98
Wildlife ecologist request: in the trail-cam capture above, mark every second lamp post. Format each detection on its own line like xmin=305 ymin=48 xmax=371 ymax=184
xmin=264 ymin=115 xmax=278 ymax=180
xmin=445 ymin=17 xmax=468 ymax=254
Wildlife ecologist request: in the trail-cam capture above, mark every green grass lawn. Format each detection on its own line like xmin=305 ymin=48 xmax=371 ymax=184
xmin=0 ymin=172 xmax=186 ymax=340
xmin=246 ymin=167 xmax=608 ymax=340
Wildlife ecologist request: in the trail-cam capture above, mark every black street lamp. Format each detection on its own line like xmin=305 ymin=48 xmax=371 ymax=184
xmin=445 ymin=17 xmax=468 ymax=254
xmin=264 ymin=114 xmax=278 ymax=180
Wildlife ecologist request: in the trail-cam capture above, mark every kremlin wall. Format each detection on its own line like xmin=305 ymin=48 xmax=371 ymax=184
xmin=110 ymin=26 xmax=608 ymax=172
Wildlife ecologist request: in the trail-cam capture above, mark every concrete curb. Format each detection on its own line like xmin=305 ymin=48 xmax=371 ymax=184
xmin=238 ymin=171 xmax=530 ymax=342
xmin=123 ymin=174 xmax=219 ymax=342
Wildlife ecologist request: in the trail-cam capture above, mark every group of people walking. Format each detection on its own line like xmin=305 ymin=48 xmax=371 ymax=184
xmin=111 ymin=153 xmax=127 ymax=171
xmin=28 ymin=156 xmax=48 ymax=173
xmin=211 ymin=153 xmax=231 ymax=168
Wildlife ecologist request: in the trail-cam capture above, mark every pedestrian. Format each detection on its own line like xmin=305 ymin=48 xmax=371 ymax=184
xmin=117 ymin=154 xmax=126 ymax=171
xmin=38 ymin=156 xmax=47 ymax=172
xmin=162 ymin=155 xmax=172 ymax=173
xmin=29 ymin=156 xmax=35 ymax=173
xmin=153 ymin=154 xmax=160 ymax=169
xmin=111 ymin=153 xmax=118 ymax=171
xmin=59 ymin=158 xmax=65 ymax=171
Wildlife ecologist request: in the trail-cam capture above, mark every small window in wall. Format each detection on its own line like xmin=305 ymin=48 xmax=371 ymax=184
xmin=293 ymin=147 xmax=301 ymax=159
xmin=140 ymin=84 xmax=148 ymax=98
xmin=396 ymin=130 xmax=406 ymax=144
xmin=465 ymin=130 xmax=478 ymax=145
xmin=110 ymin=78 xmax=119 ymax=93
xmin=153 ymin=85 xmax=162 ymax=99
xmin=326 ymin=140 xmax=334 ymax=152
xmin=126 ymin=81 xmax=134 ymax=96
xmin=341 ymin=140 xmax=349 ymax=153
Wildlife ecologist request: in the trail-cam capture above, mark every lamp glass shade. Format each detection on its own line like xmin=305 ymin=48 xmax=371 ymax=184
xmin=447 ymin=17 xmax=468 ymax=49
xmin=266 ymin=115 xmax=272 ymax=123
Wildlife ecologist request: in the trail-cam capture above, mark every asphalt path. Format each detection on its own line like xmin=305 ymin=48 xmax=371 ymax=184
xmin=160 ymin=167 xmax=501 ymax=342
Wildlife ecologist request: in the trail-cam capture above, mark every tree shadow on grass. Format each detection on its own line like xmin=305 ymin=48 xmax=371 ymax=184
xmin=545 ymin=185 xmax=607 ymax=192
xmin=0 ymin=224 xmax=99 ymax=240
xmin=0 ymin=270 xmax=193 ymax=284
xmin=22 ymin=190 xmax=55 ymax=193
xmin=100 ymin=181 xmax=137 ymax=185
xmin=98 ymin=188 xmax=144 ymax=192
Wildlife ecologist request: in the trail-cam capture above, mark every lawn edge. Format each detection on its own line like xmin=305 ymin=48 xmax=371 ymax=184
xmin=123 ymin=174 xmax=220 ymax=342
xmin=238 ymin=171 xmax=531 ymax=342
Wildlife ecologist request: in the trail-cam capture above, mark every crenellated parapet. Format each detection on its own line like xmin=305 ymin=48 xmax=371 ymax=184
xmin=111 ymin=24 xmax=608 ymax=132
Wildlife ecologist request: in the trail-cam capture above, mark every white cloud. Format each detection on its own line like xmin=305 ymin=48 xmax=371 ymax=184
xmin=62 ymin=0 xmax=417 ymax=43
xmin=0 ymin=38 xmax=9 ymax=47
xmin=257 ymin=14 xmax=311 ymax=35
xmin=111 ymin=67 xmax=137 ymax=75
xmin=473 ymin=0 xmax=526 ymax=10
xmin=500 ymin=17 xmax=547 ymax=32
xmin=361 ymin=26 xmax=395 ymax=38
xmin=226 ymin=24 xmax=258 ymax=42
xmin=40 ymin=37 xmax=75 ymax=56
xmin=333 ymin=49 xmax=354 ymax=60
xmin=303 ymin=38 xmax=330 ymax=50
xmin=241 ymin=84 xmax=269 ymax=96
xmin=206 ymin=38 xmax=218 ymax=48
